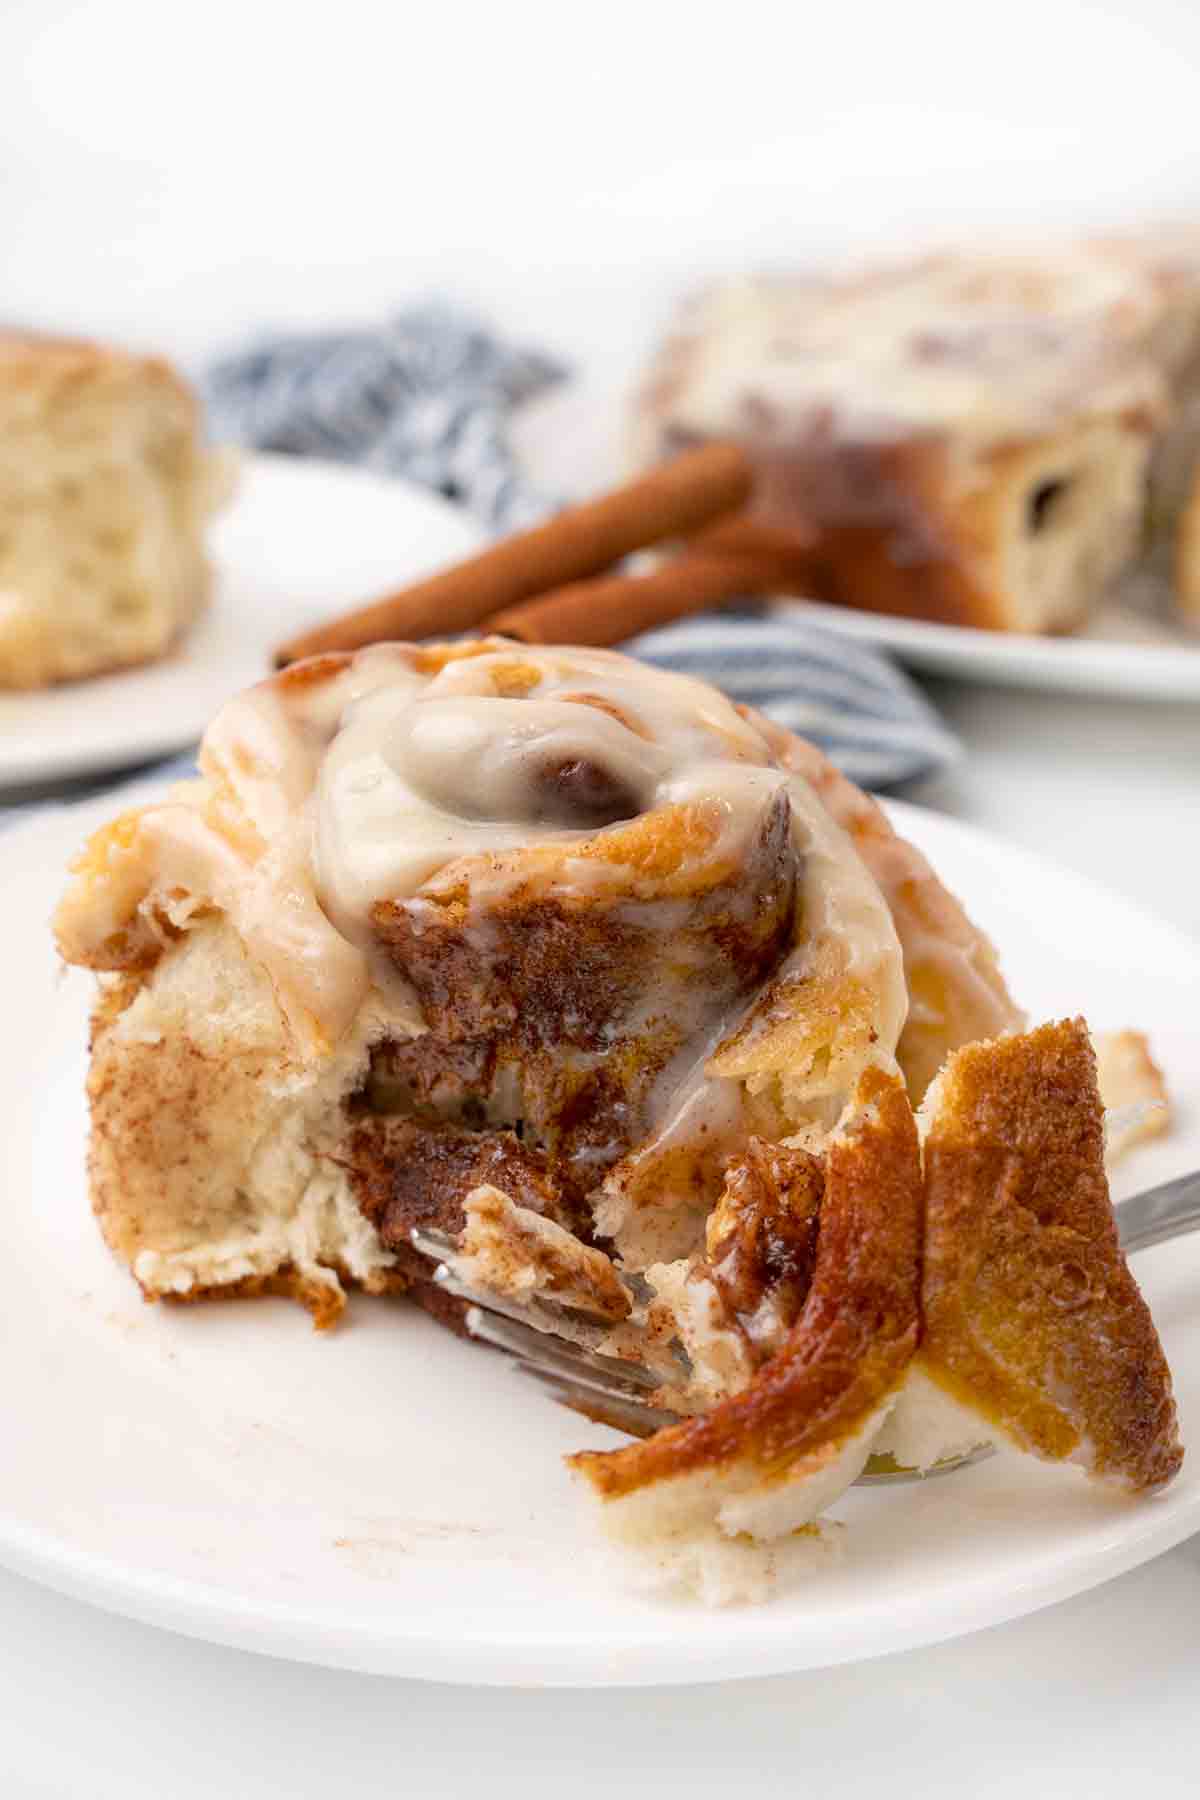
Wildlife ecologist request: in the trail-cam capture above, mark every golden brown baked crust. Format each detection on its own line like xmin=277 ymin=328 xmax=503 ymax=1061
xmin=571 ymin=1066 xmax=921 ymax=1501
xmin=921 ymin=1018 xmax=1182 ymax=1492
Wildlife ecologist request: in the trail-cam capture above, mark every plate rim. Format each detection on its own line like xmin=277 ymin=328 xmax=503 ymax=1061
xmin=774 ymin=599 xmax=1200 ymax=701
xmin=2 ymin=788 xmax=1198 ymax=1687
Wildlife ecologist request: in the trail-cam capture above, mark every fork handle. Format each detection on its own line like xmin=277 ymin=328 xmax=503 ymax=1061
xmin=1117 ymin=1170 xmax=1200 ymax=1255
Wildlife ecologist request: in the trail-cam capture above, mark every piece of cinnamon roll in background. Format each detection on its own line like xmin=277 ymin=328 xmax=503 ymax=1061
xmin=632 ymin=236 xmax=1200 ymax=636
xmin=0 ymin=331 xmax=229 ymax=688
xmin=53 ymin=640 xmax=1180 ymax=1590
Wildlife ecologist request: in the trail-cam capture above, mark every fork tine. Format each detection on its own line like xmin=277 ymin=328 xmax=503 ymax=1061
xmin=520 ymin=1365 xmax=681 ymax=1438
xmin=410 ymin=1226 xmax=463 ymax=1262
xmin=411 ymin=1226 xmax=630 ymax=1330
xmin=463 ymin=1304 xmax=663 ymax=1392
xmin=432 ymin=1265 xmax=529 ymax=1316
xmin=410 ymin=1230 xmax=994 ymax=1475
xmin=429 ymin=1264 xmax=623 ymax=1337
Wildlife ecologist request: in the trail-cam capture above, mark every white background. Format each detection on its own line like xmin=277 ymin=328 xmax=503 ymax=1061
xmin=3 ymin=3 xmax=1200 ymax=1794
xmin=5 ymin=0 xmax=1200 ymax=372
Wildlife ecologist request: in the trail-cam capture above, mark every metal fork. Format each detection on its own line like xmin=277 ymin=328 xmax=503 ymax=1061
xmin=410 ymin=1163 xmax=1200 ymax=1447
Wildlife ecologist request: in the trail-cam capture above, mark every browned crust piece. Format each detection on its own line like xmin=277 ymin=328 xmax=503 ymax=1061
xmin=570 ymin=1066 xmax=922 ymax=1501
xmin=922 ymin=1018 xmax=1183 ymax=1492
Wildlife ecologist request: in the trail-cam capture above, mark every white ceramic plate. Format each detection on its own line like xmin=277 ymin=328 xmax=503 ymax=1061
xmin=0 ymin=454 xmax=482 ymax=791
xmin=775 ymin=600 xmax=1200 ymax=701
xmin=2 ymin=791 xmax=1198 ymax=1686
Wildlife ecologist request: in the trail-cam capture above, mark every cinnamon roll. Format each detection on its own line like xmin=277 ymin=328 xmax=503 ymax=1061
xmin=0 ymin=331 xmax=227 ymax=688
xmin=54 ymin=641 xmax=1181 ymax=1587
xmin=632 ymin=238 xmax=1200 ymax=636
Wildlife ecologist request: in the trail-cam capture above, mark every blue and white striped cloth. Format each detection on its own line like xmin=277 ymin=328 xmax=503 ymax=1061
xmin=630 ymin=617 xmax=957 ymax=792
xmin=209 ymin=305 xmax=958 ymax=790
xmin=206 ymin=302 xmax=562 ymax=533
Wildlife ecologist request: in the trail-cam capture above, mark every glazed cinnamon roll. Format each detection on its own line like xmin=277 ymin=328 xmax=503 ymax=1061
xmin=54 ymin=641 xmax=1180 ymax=1588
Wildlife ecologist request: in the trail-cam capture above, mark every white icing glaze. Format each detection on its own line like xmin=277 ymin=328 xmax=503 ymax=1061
xmin=56 ymin=644 xmax=907 ymax=1077
xmin=316 ymin=692 xmax=661 ymax=932
xmin=313 ymin=647 xmax=787 ymax=938
xmin=649 ymin=250 xmax=1174 ymax=451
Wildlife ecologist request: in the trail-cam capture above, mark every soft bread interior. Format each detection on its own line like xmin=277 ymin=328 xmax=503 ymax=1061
xmin=988 ymin=421 xmax=1151 ymax=633
xmin=85 ymin=918 xmax=399 ymax=1320
xmin=0 ymin=343 xmax=223 ymax=687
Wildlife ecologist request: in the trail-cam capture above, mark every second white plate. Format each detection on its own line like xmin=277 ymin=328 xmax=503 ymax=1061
xmin=777 ymin=599 xmax=1200 ymax=701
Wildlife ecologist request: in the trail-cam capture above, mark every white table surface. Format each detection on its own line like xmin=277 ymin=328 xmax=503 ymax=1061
xmin=3 ymin=1529 xmax=1200 ymax=1799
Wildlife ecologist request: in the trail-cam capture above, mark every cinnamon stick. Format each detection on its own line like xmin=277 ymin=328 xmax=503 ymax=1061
xmin=273 ymin=443 xmax=753 ymax=667
xmin=483 ymin=549 xmax=795 ymax=647
xmin=482 ymin=512 xmax=825 ymax=647
xmin=691 ymin=515 xmax=820 ymax=568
